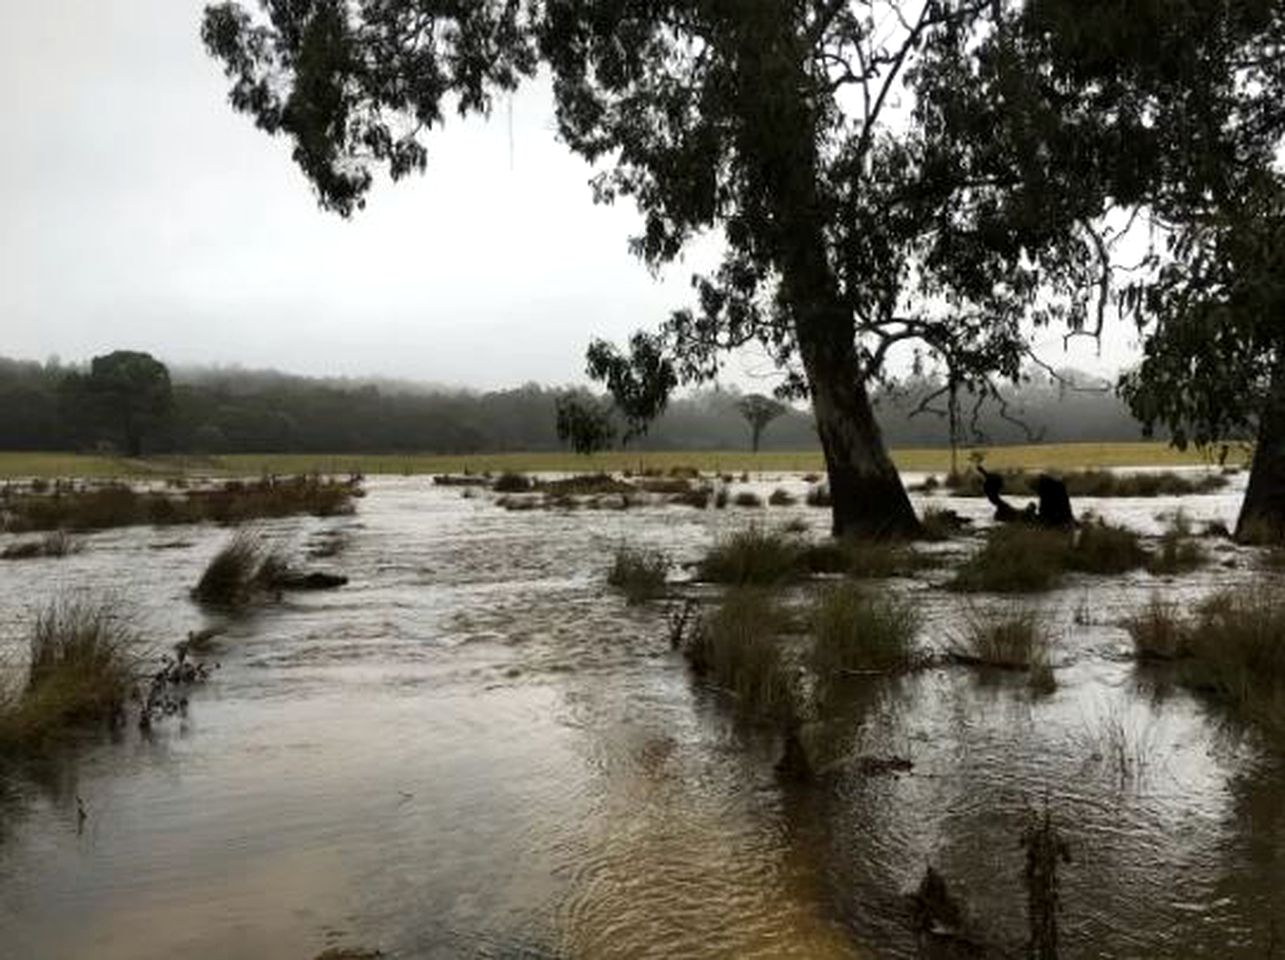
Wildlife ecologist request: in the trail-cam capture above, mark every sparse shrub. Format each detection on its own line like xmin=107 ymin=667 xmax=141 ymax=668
xmin=699 ymin=526 xmax=801 ymax=585
xmin=684 ymin=589 xmax=796 ymax=722
xmin=0 ymin=599 xmax=139 ymax=749
xmin=950 ymin=605 xmax=1049 ymax=670
xmin=768 ymin=488 xmax=797 ymax=506
xmin=733 ymin=491 xmax=764 ymax=508
xmin=810 ymin=586 xmax=919 ymax=688
xmin=493 ymin=472 xmax=533 ymax=493
xmin=607 ymin=545 xmax=669 ymax=604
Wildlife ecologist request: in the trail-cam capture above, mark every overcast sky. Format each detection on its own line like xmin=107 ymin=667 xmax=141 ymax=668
xmin=0 ymin=1 xmax=1138 ymax=391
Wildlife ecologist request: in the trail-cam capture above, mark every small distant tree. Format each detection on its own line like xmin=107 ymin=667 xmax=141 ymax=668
xmin=63 ymin=351 xmax=172 ymax=457
xmin=736 ymin=394 xmax=786 ymax=453
xmin=555 ymin=393 xmax=617 ymax=456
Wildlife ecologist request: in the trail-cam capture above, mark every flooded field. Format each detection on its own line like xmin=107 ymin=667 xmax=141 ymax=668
xmin=1 ymin=472 xmax=1281 ymax=958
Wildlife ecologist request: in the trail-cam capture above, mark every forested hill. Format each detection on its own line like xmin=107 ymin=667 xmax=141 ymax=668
xmin=0 ymin=355 xmax=1150 ymax=454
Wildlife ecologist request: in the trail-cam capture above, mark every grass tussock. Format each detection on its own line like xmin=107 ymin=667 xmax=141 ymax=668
xmin=0 ymin=476 xmax=357 ymax=533
xmin=699 ymin=526 xmax=802 ymax=585
xmin=768 ymin=488 xmax=797 ymax=506
xmin=191 ymin=532 xmax=290 ymax=608
xmin=1125 ymin=596 xmax=1190 ymax=661
xmin=950 ymin=605 xmax=1050 ymax=671
xmin=733 ymin=491 xmax=764 ymax=508
xmin=1 ymin=529 xmax=83 ymax=560
xmin=810 ymin=586 xmax=919 ymax=686
xmin=606 ymin=545 xmax=669 ymax=604
xmin=0 ymin=599 xmax=139 ymax=749
xmin=684 ymin=589 xmax=796 ymax=722
xmin=492 ymin=471 xmax=533 ymax=493
xmin=919 ymin=506 xmax=968 ymax=541
xmin=952 ymin=520 xmax=1147 ymax=593
xmin=799 ymin=538 xmax=936 ymax=579
xmin=1147 ymin=512 xmax=1206 ymax=576
xmin=805 ymin=485 xmax=832 ymax=507
xmin=946 ymin=468 xmax=1228 ymax=498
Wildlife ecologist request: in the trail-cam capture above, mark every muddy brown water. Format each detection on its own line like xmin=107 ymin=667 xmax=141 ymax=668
xmin=0 ymin=473 xmax=1281 ymax=958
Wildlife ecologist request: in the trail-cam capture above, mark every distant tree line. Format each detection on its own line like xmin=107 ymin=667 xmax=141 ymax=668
xmin=0 ymin=353 xmax=1156 ymax=456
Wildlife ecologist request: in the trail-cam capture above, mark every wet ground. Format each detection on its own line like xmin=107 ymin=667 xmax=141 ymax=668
xmin=0 ymin=472 xmax=1281 ymax=958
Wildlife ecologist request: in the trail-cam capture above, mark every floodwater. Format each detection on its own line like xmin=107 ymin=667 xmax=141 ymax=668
xmin=0 ymin=472 xmax=1281 ymax=958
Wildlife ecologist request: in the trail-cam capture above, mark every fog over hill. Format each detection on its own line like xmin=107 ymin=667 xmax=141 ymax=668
xmin=0 ymin=354 xmax=1152 ymax=455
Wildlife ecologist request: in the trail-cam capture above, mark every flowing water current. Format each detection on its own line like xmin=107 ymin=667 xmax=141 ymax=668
xmin=0 ymin=473 xmax=1282 ymax=958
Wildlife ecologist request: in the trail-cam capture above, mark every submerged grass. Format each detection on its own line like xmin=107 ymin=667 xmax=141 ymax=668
xmin=0 ymin=475 xmax=357 ymax=533
xmin=191 ymin=531 xmax=290 ymax=609
xmin=810 ymin=586 xmax=920 ymax=687
xmin=946 ymin=468 xmax=1229 ymax=498
xmin=0 ymin=599 xmax=139 ymax=750
xmin=1147 ymin=512 xmax=1207 ymax=576
xmin=606 ymin=545 xmax=669 ymax=604
xmin=685 ymin=589 xmax=796 ymax=723
xmin=952 ymin=520 xmax=1147 ymax=593
xmin=950 ymin=605 xmax=1050 ymax=671
xmin=699 ymin=526 xmax=803 ymax=586
xmin=1 ymin=529 xmax=83 ymax=560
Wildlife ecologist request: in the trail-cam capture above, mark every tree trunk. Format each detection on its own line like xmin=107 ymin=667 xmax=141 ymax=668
xmin=751 ymin=424 xmax=762 ymax=453
xmin=801 ymin=333 xmax=920 ymax=539
xmin=1236 ymin=361 xmax=1285 ymax=542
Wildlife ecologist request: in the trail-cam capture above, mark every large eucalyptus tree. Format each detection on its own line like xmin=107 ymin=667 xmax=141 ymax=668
xmin=201 ymin=1 xmax=1104 ymax=536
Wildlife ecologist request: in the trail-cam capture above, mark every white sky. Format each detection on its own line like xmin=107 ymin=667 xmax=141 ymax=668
xmin=0 ymin=0 xmax=1138 ymax=390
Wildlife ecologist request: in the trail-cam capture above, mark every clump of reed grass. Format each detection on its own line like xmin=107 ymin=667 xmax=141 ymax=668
xmin=733 ymin=491 xmax=764 ymax=508
xmin=1 ymin=529 xmax=83 ymax=560
xmin=538 ymin=474 xmax=634 ymax=496
xmin=1125 ymin=596 xmax=1190 ymax=661
xmin=1 ymin=476 xmax=357 ymax=533
xmin=1147 ymin=512 xmax=1206 ymax=575
xmin=799 ymin=538 xmax=935 ymax=579
xmin=1180 ymin=589 xmax=1285 ymax=741
xmin=768 ymin=488 xmax=797 ymax=506
xmin=668 ymin=486 xmax=712 ymax=508
xmin=606 ymin=545 xmax=669 ymax=604
xmin=952 ymin=520 xmax=1147 ymax=593
xmin=683 ymin=589 xmax=796 ymax=722
xmin=919 ymin=506 xmax=967 ymax=541
xmin=492 ymin=471 xmax=533 ymax=493
xmin=949 ymin=605 xmax=1051 ymax=671
xmin=0 ymin=599 xmax=139 ymax=749
xmin=698 ymin=526 xmax=802 ymax=585
xmin=810 ymin=586 xmax=919 ymax=687
xmin=191 ymin=532 xmax=289 ymax=608
xmin=951 ymin=526 xmax=1073 ymax=593
xmin=713 ymin=486 xmax=730 ymax=509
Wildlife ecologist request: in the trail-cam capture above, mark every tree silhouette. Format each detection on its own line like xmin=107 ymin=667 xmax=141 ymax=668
xmin=555 ymin=392 xmax=616 ymax=456
xmin=736 ymin=395 xmax=786 ymax=453
xmin=63 ymin=351 xmax=172 ymax=457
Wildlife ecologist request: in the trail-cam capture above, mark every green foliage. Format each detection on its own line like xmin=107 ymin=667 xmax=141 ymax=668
xmin=555 ymin=392 xmax=617 ymax=455
xmin=62 ymin=351 xmax=172 ymax=457
xmin=737 ymin=395 xmax=787 ymax=453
